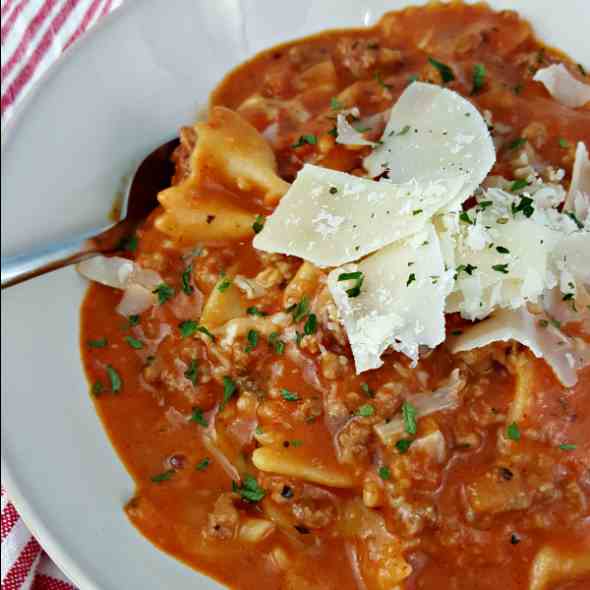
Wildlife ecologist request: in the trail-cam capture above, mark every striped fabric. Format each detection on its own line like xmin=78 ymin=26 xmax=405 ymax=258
xmin=1 ymin=2 xmax=122 ymax=586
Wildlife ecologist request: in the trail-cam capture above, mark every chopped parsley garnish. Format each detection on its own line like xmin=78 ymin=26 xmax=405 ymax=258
xmin=510 ymin=179 xmax=531 ymax=194
xmin=196 ymin=457 xmax=211 ymax=471
xmin=196 ymin=325 xmax=215 ymax=341
xmin=558 ymin=443 xmax=576 ymax=451
xmin=558 ymin=138 xmax=569 ymax=148
xmin=471 ymin=63 xmax=486 ymax=94
xmin=395 ymin=438 xmax=414 ymax=453
xmin=374 ymin=70 xmax=392 ymax=89
xmin=329 ymin=186 xmax=338 ymax=194
xmin=153 ymin=283 xmax=175 ymax=304
xmin=406 ymin=273 xmax=416 ymax=287
xmin=455 ymin=263 xmax=477 ymax=277
xmin=402 ymin=401 xmax=417 ymax=435
xmin=428 ymin=57 xmax=455 ymax=83
xmin=125 ymin=336 xmax=143 ymax=349
xmin=151 ymin=469 xmax=175 ymax=483
xmin=232 ymin=475 xmax=266 ymax=503
xmin=247 ymin=306 xmax=268 ymax=317
xmin=478 ymin=200 xmax=493 ymax=210
xmin=119 ymin=234 xmax=138 ymax=253
xmin=292 ymin=134 xmax=317 ymax=148
xmin=459 ymin=211 xmax=474 ymax=225
xmin=91 ymin=380 xmax=104 ymax=396
xmin=378 ymin=466 xmax=391 ymax=480
xmin=217 ymin=277 xmax=232 ymax=292
xmin=412 ymin=209 xmax=423 ymax=216
xmin=357 ymin=404 xmax=375 ymax=417
xmin=492 ymin=263 xmax=509 ymax=274
xmin=181 ymin=264 xmax=194 ymax=295
xmin=222 ymin=376 xmax=237 ymax=407
xmin=506 ymin=422 xmax=521 ymax=441
xmin=496 ymin=246 xmax=510 ymax=254
xmin=337 ymin=271 xmax=364 ymax=298
xmin=511 ymin=195 xmax=535 ymax=218
xmin=190 ymin=407 xmax=208 ymax=427
xmin=290 ymin=296 xmax=310 ymax=322
xmin=127 ymin=314 xmax=140 ymax=327
xmin=106 ymin=365 xmax=122 ymax=393
xmin=407 ymin=74 xmax=419 ymax=84
xmin=281 ymin=388 xmax=299 ymax=402
xmin=565 ymin=211 xmax=584 ymax=229
xmin=88 ymin=337 xmax=107 ymax=348
xmin=269 ymin=332 xmax=285 ymax=354
xmin=396 ymin=124 xmax=411 ymax=136
xmin=253 ymin=215 xmax=265 ymax=234
xmin=303 ymin=313 xmax=317 ymax=335
xmin=179 ymin=320 xmax=198 ymax=338
xmin=184 ymin=359 xmax=198 ymax=385
xmin=330 ymin=97 xmax=344 ymax=110
xmin=562 ymin=293 xmax=575 ymax=301
xmin=289 ymin=439 xmax=303 ymax=448
xmin=245 ymin=329 xmax=259 ymax=352
xmin=508 ymin=137 xmax=527 ymax=150
xmin=361 ymin=383 xmax=374 ymax=398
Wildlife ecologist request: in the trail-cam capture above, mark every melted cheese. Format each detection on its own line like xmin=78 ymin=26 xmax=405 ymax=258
xmin=253 ymin=164 xmax=464 ymax=267
xmin=364 ymin=82 xmax=495 ymax=210
xmin=327 ymin=225 xmax=451 ymax=372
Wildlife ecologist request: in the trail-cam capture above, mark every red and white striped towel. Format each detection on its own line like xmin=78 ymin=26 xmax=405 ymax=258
xmin=1 ymin=2 xmax=122 ymax=586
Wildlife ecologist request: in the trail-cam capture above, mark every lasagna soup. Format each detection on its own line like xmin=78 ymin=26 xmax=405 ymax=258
xmin=80 ymin=2 xmax=590 ymax=589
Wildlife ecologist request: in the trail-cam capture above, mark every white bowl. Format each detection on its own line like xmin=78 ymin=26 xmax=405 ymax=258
xmin=1 ymin=1 xmax=588 ymax=588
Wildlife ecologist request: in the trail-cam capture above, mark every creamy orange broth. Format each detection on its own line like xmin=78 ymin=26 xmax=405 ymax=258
xmin=81 ymin=3 xmax=590 ymax=589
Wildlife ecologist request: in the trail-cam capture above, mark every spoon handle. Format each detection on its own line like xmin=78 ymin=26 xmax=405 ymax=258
xmin=1 ymin=221 xmax=132 ymax=289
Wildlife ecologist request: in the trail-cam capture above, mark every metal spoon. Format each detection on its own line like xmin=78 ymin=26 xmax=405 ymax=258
xmin=1 ymin=138 xmax=179 ymax=289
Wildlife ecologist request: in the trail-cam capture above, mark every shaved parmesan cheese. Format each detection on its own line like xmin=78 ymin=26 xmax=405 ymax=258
xmin=552 ymin=231 xmax=590 ymax=285
xmin=253 ymin=164 xmax=464 ymax=267
xmin=364 ymin=82 xmax=495 ymax=209
xmin=327 ymin=225 xmax=451 ymax=372
xmin=77 ymin=255 xmax=163 ymax=316
xmin=450 ymin=307 xmax=586 ymax=387
xmin=533 ymin=64 xmax=590 ymax=108
xmin=564 ymin=142 xmax=590 ymax=225
xmin=335 ymin=107 xmax=378 ymax=147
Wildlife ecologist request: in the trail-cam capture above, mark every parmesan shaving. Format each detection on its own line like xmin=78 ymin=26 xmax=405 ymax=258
xmin=564 ymin=142 xmax=590 ymax=225
xmin=533 ymin=64 xmax=590 ymax=108
xmin=335 ymin=107 xmax=378 ymax=147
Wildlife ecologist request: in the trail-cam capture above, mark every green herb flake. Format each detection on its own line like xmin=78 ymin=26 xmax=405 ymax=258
xmin=88 ymin=337 xmax=107 ymax=349
xmin=361 ymin=383 xmax=374 ymax=398
xmin=253 ymin=215 xmax=265 ymax=234
xmin=478 ymin=200 xmax=493 ymax=210
xmin=303 ymin=313 xmax=317 ymax=335
xmin=357 ymin=404 xmax=375 ymax=417
xmin=269 ymin=332 xmax=285 ymax=354
xmin=196 ymin=325 xmax=215 ymax=341
xmin=558 ymin=443 xmax=576 ymax=451
xmin=338 ymin=271 xmax=364 ymax=298
xmin=179 ymin=320 xmax=198 ymax=338
xmin=222 ymin=376 xmax=238 ymax=407
xmin=290 ymin=296 xmax=309 ymax=322
xmin=565 ymin=211 xmax=584 ymax=229
xmin=395 ymin=438 xmax=414 ymax=454
xmin=510 ymin=179 xmax=530 ymax=194
xmin=217 ymin=277 xmax=232 ymax=293
xmin=374 ymin=70 xmax=392 ymax=89
xmin=402 ymin=401 xmax=417 ymax=435
xmin=292 ymin=134 xmax=317 ymax=148
xmin=471 ymin=63 xmax=486 ymax=94
xmin=558 ymin=138 xmax=569 ymax=149
xmin=406 ymin=273 xmax=416 ymax=287
xmin=508 ymin=137 xmax=527 ymax=151
xmin=233 ymin=475 xmax=266 ymax=503
xmin=151 ymin=469 xmax=175 ymax=483
xmin=184 ymin=359 xmax=198 ymax=385
xmin=190 ymin=407 xmax=208 ymax=427
xmin=247 ymin=306 xmax=268 ymax=317
xmin=330 ymin=97 xmax=344 ymax=111
xmin=459 ymin=211 xmax=474 ymax=225
xmin=396 ymin=124 xmax=411 ymax=136
xmin=511 ymin=195 xmax=534 ymax=218
xmin=119 ymin=234 xmax=138 ymax=253
xmin=245 ymin=329 xmax=259 ymax=353
xmin=196 ymin=457 xmax=211 ymax=471
xmin=492 ymin=264 xmax=510 ymax=274
xmin=412 ymin=209 xmax=423 ymax=216
xmin=496 ymin=246 xmax=510 ymax=254
xmin=91 ymin=380 xmax=104 ymax=396
xmin=106 ymin=365 xmax=122 ymax=393
xmin=506 ymin=422 xmax=521 ymax=441
xmin=181 ymin=264 xmax=194 ymax=295
xmin=281 ymin=388 xmax=299 ymax=402
xmin=455 ymin=263 xmax=477 ymax=278
xmin=428 ymin=57 xmax=455 ymax=83
xmin=408 ymin=74 xmax=419 ymax=84
xmin=125 ymin=336 xmax=144 ymax=350
xmin=153 ymin=283 xmax=175 ymax=305
xmin=127 ymin=314 xmax=140 ymax=327
xmin=289 ymin=439 xmax=304 ymax=448
xmin=378 ymin=466 xmax=391 ymax=480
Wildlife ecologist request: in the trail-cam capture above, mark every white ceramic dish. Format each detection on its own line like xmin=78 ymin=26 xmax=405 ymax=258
xmin=1 ymin=1 xmax=589 ymax=588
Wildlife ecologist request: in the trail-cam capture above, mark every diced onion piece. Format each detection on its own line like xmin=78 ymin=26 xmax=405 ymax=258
xmin=336 ymin=107 xmax=378 ymax=147
xmin=77 ymin=256 xmax=135 ymax=289
xmin=533 ymin=64 xmax=590 ymax=108
xmin=449 ymin=307 xmax=585 ymax=387
xmin=116 ymin=283 xmax=156 ymax=316
xmin=364 ymin=82 xmax=495 ymax=210
xmin=254 ymin=163 xmax=464 ymax=268
xmin=564 ymin=142 xmax=590 ymax=225
xmin=238 ymin=518 xmax=276 ymax=543
xmin=374 ymin=369 xmax=465 ymax=444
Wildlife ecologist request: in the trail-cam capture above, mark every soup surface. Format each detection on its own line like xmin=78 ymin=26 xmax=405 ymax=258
xmin=81 ymin=2 xmax=590 ymax=589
